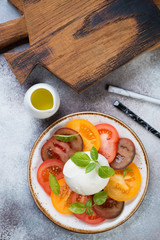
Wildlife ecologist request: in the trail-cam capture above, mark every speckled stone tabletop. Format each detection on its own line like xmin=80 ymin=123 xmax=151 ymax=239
xmin=0 ymin=1 xmax=160 ymax=240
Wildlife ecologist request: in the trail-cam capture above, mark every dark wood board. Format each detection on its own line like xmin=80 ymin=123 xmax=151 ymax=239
xmin=1 ymin=0 xmax=160 ymax=50
xmin=23 ymin=0 xmax=112 ymax=45
xmin=4 ymin=0 xmax=160 ymax=92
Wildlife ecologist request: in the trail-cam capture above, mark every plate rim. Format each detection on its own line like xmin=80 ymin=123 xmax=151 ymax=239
xmin=28 ymin=111 xmax=149 ymax=233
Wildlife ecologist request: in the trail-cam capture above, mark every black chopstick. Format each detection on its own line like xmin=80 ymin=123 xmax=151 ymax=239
xmin=114 ymin=100 xmax=160 ymax=139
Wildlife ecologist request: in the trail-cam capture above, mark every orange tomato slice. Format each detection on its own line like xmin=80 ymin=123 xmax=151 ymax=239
xmin=65 ymin=119 xmax=101 ymax=151
xmin=51 ymin=178 xmax=72 ymax=214
xmin=104 ymin=163 xmax=141 ymax=201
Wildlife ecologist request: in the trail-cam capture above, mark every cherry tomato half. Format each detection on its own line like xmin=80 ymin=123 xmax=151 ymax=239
xmin=95 ymin=123 xmax=119 ymax=163
xmin=104 ymin=163 xmax=141 ymax=201
xmin=66 ymin=119 xmax=101 ymax=151
xmin=37 ymin=159 xmax=64 ymax=195
xmin=71 ymin=193 xmax=105 ymax=225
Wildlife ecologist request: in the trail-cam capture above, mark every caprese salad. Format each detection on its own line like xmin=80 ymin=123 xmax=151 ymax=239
xmin=37 ymin=119 xmax=141 ymax=225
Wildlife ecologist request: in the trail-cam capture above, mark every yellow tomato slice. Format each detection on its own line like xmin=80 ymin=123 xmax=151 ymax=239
xmin=51 ymin=178 xmax=72 ymax=214
xmin=104 ymin=163 xmax=141 ymax=201
xmin=65 ymin=119 xmax=101 ymax=151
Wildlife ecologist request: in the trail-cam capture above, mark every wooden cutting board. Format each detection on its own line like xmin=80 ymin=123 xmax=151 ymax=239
xmin=4 ymin=0 xmax=160 ymax=92
xmin=1 ymin=0 xmax=160 ymax=50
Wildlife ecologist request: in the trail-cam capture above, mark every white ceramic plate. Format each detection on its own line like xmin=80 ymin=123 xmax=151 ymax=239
xmin=28 ymin=112 xmax=149 ymax=233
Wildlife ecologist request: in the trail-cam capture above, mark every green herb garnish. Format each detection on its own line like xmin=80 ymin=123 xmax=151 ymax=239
xmin=68 ymin=191 xmax=108 ymax=215
xmin=68 ymin=202 xmax=86 ymax=214
xmin=93 ymin=190 xmax=108 ymax=205
xmin=85 ymin=199 xmax=92 ymax=208
xmin=85 ymin=162 xmax=96 ymax=173
xmin=71 ymin=152 xmax=91 ymax=167
xmin=123 ymin=168 xmax=133 ymax=178
xmin=49 ymin=173 xmax=60 ymax=195
xmin=71 ymin=146 xmax=115 ymax=179
xmin=90 ymin=146 xmax=98 ymax=162
xmin=53 ymin=134 xmax=79 ymax=142
xmin=84 ymin=200 xmax=93 ymax=215
xmin=98 ymin=166 xmax=115 ymax=179
xmin=86 ymin=208 xmax=93 ymax=215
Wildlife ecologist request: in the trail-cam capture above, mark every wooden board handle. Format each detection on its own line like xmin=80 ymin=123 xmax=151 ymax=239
xmin=4 ymin=42 xmax=51 ymax=84
xmin=0 ymin=16 xmax=27 ymax=50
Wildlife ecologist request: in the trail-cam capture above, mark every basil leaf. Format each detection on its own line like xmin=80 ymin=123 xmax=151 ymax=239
xmin=90 ymin=146 xmax=98 ymax=161
xmin=123 ymin=169 xmax=127 ymax=178
xmin=49 ymin=173 xmax=60 ymax=195
xmin=98 ymin=166 xmax=115 ymax=178
xmin=125 ymin=168 xmax=133 ymax=171
xmin=123 ymin=168 xmax=133 ymax=178
xmin=85 ymin=200 xmax=92 ymax=208
xmin=68 ymin=202 xmax=86 ymax=214
xmin=85 ymin=162 xmax=96 ymax=173
xmin=53 ymin=134 xmax=78 ymax=142
xmin=93 ymin=191 xmax=108 ymax=205
xmin=71 ymin=152 xmax=91 ymax=167
xmin=86 ymin=208 xmax=93 ymax=215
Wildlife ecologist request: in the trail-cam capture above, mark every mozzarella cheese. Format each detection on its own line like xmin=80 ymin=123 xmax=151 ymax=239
xmin=63 ymin=151 xmax=110 ymax=195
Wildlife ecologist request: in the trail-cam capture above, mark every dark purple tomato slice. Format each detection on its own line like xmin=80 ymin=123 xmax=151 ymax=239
xmin=41 ymin=128 xmax=83 ymax=163
xmin=110 ymin=138 xmax=135 ymax=170
xmin=93 ymin=197 xmax=124 ymax=219
xmin=55 ymin=128 xmax=83 ymax=152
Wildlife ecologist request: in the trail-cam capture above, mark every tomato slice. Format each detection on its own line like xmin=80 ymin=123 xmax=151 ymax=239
xmin=65 ymin=119 xmax=101 ymax=151
xmin=54 ymin=128 xmax=83 ymax=152
xmin=104 ymin=163 xmax=141 ymax=201
xmin=93 ymin=196 xmax=124 ymax=219
xmin=41 ymin=128 xmax=83 ymax=163
xmin=37 ymin=159 xmax=64 ymax=195
xmin=95 ymin=124 xmax=119 ymax=163
xmin=110 ymin=138 xmax=135 ymax=170
xmin=71 ymin=193 xmax=105 ymax=225
xmin=51 ymin=178 xmax=73 ymax=214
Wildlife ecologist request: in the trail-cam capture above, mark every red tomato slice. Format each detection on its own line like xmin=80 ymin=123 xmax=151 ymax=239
xmin=95 ymin=124 xmax=119 ymax=163
xmin=71 ymin=193 xmax=105 ymax=225
xmin=37 ymin=159 xmax=64 ymax=195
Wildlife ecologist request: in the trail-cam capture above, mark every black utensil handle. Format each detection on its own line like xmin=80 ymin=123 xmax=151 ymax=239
xmin=114 ymin=100 xmax=160 ymax=139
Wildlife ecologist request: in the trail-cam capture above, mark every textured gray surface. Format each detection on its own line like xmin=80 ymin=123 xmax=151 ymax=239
xmin=0 ymin=1 xmax=160 ymax=239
